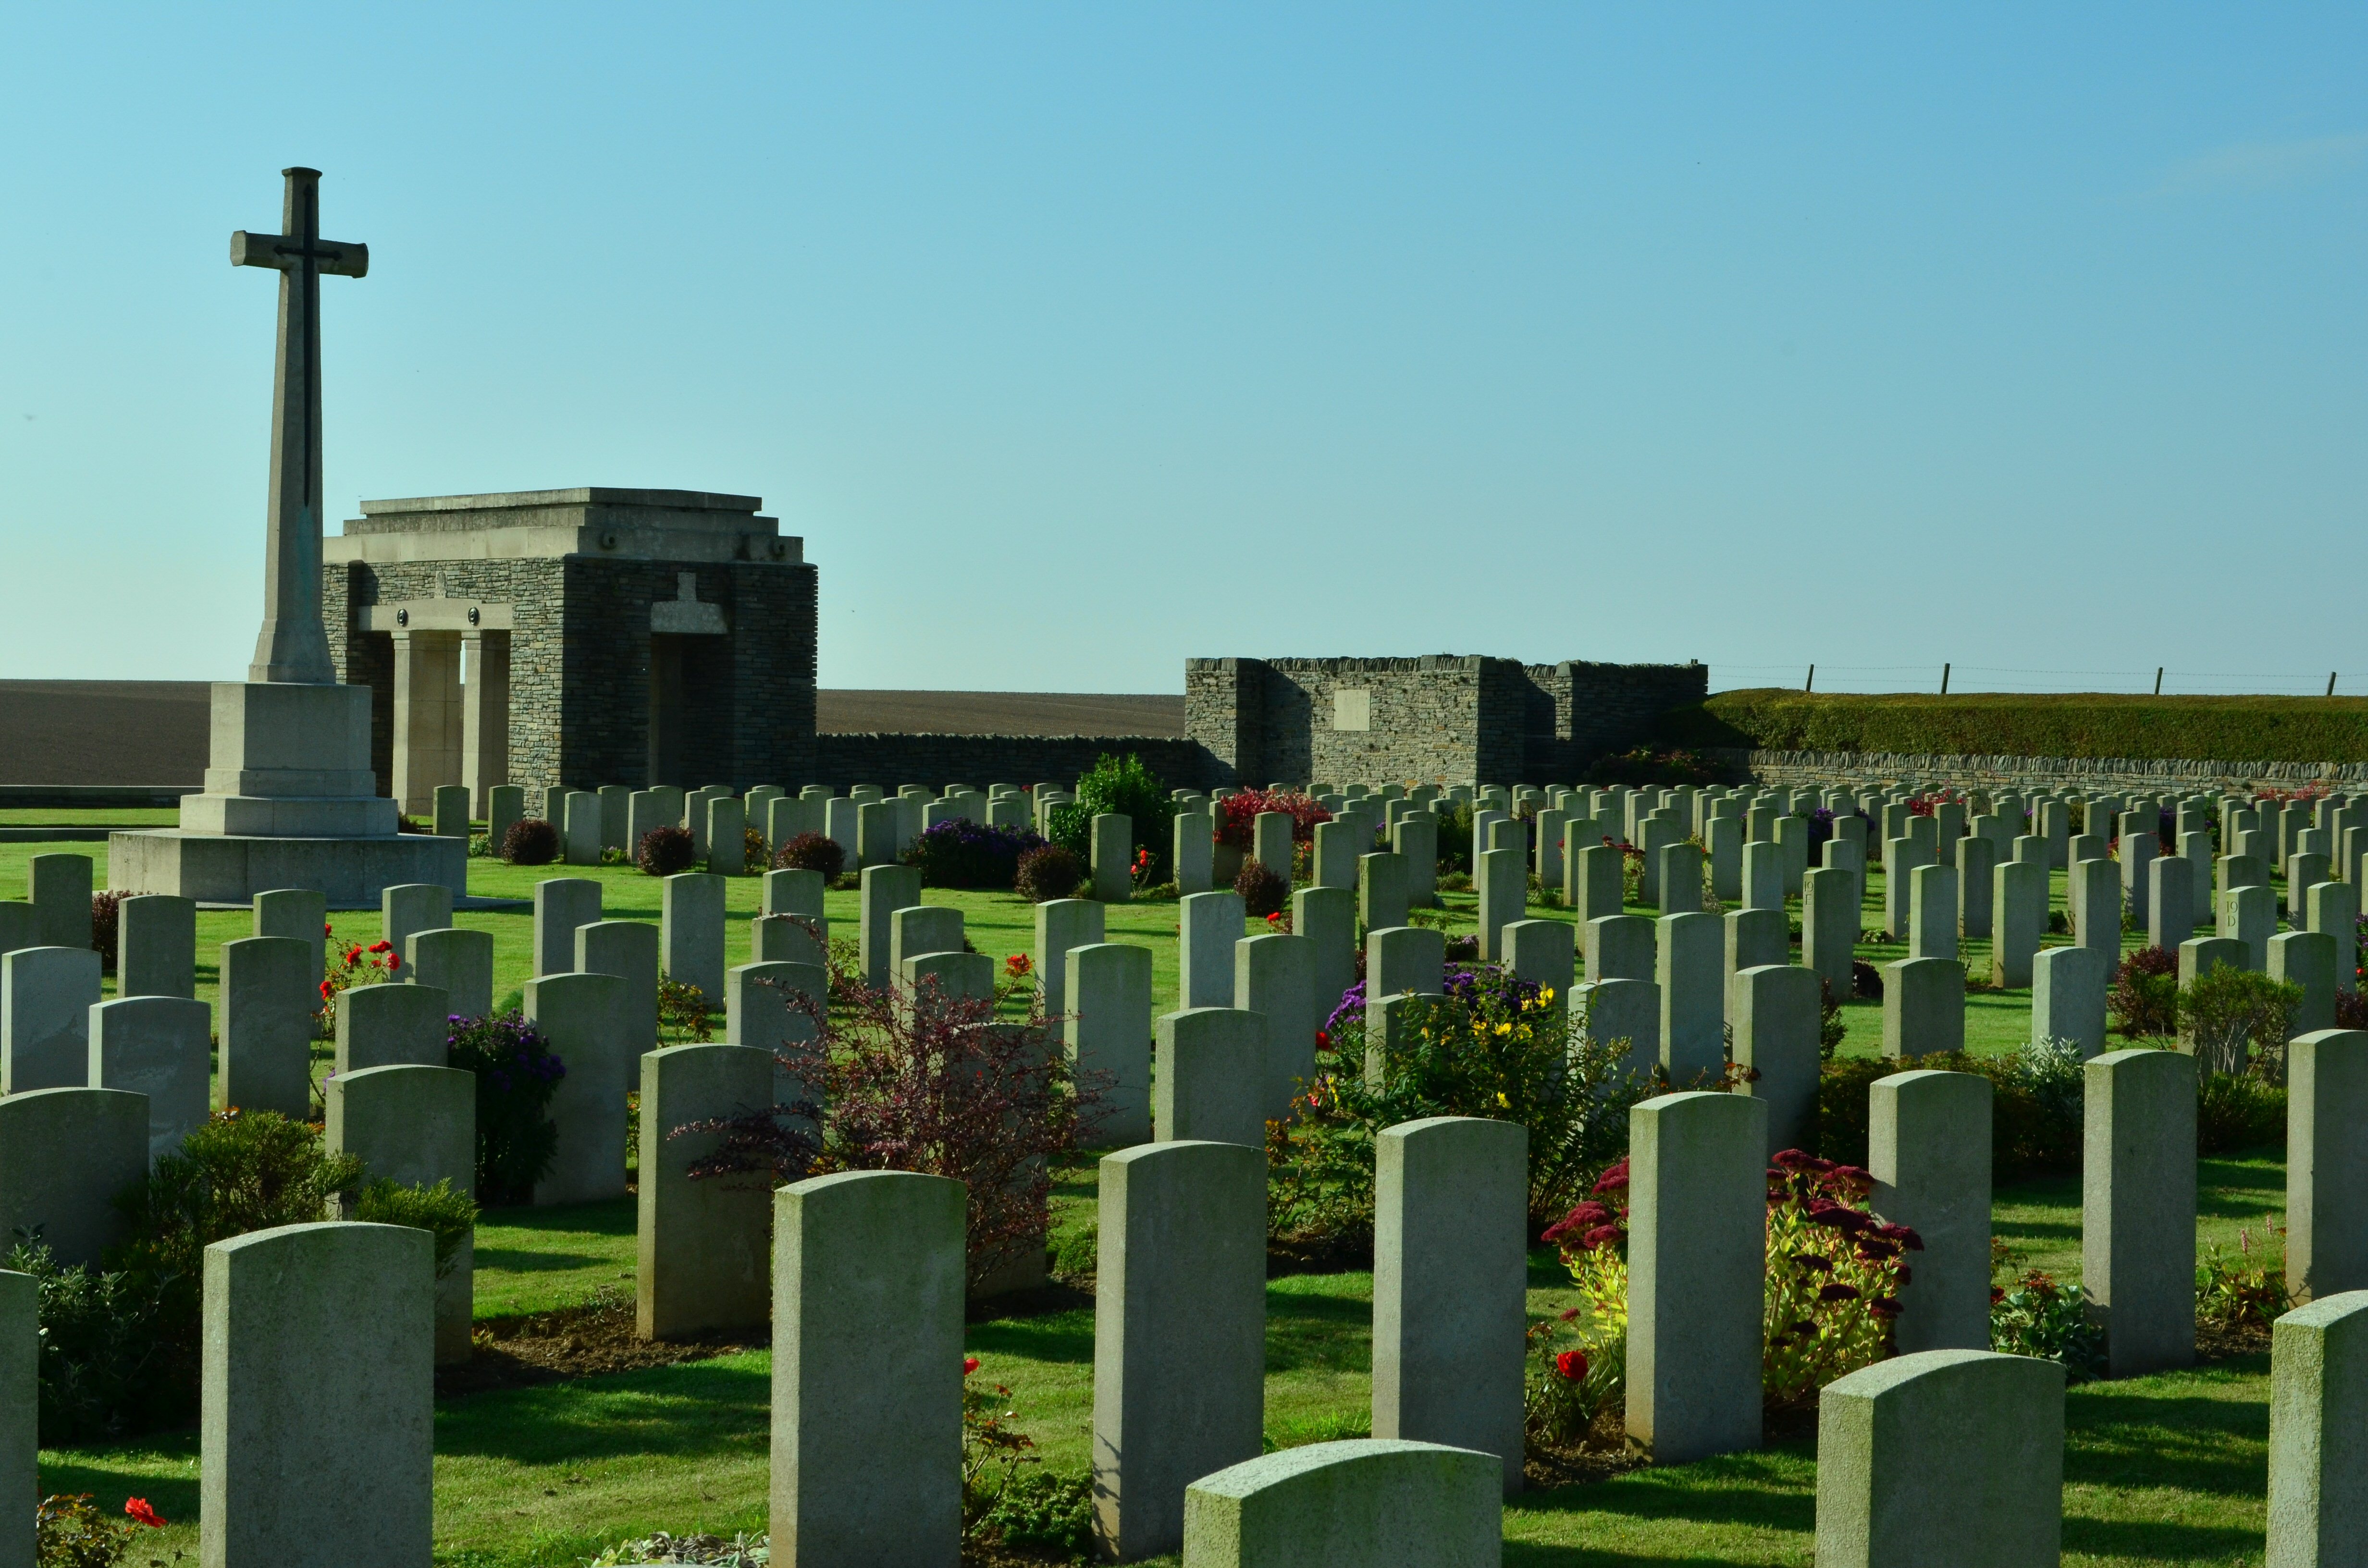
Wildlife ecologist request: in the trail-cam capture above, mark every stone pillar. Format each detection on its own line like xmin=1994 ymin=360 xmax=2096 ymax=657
xmin=220 ymin=935 xmax=315 ymax=1117
xmin=1172 ymin=809 xmax=1213 ymax=896
xmin=2289 ymin=1031 xmax=2368 ymax=1304
xmin=639 ymin=1044 xmax=773 ymax=1340
xmin=1475 ymin=847 xmax=1525 ymax=960
xmin=0 ymin=1268 xmax=27 ymax=1568
xmin=1871 ymin=1070 xmax=1992 ymax=1352
xmin=1743 ymin=840 xmax=1784 ymax=911
xmin=0 ymin=946 xmax=101 ymax=1094
xmin=532 ymin=877 xmax=602 ymax=980
xmin=525 ymin=972 xmax=629 ymax=1206
xmin=854 ymin=864 xmax=921 ymax=992
xmin=90 ymin=994 xmax=212 ymax=1165
xmin=1294 ymin=886 xmax=1357 ymax=1025
xmin=2148 ymin=854 xmax=2195 ymax=954
xmin=460 ymin=629 xmax=509 ymax=816
xmin=1235 ymin=932 xmax=1317 ymax=1117
xmin=1803 ymin=865 xmax=1856 ymax=997
xmin=1658 ymin=841 xmax=1703 ymax=917
xmin=1251 ymin=811 xmax=1293 ymax=886
xmin=1627 ymin=1091 xmax=1765 ymax=1463
xmin=2267 ymin=1290 xmax=2368 ymax=1567
xmin=1815 ymin=1349 xmax=2064 ymax=1568
xmin=407 ymin=927 xmax=494 ymax=1023
xmin=1657 ymin=911 xmax=1722 ymax=1081
xmin=2085 ymin=1047 xmax=2196 ymax=1376
xmin=2032 ymin=944 xmax=2108 ymax=1057
xmin=1956 ymin=833 xmax=1996 ymax=941
xmin=1179 ymin=891 xmax=1246 ymax=1010
xmin=1733 ymin=965 xmax=1820 ymax=1158
xmin=663 ymin=871 xmax=729 ymax=1005
xmin=202 ymin=1222 xmax=433 ymax=1568
xmin=1154 ymin=1008 xmax=1266 ymax=1148
xmin=390 ymin=628 xmax=464 ymax=814
xmin=2228 ymin=883 xmax=2276 ymax=971
xmin=381 ymin=882 xmax=451 ymax=960
xmin=771 ymin=1170 xmax=965 ymax=1567
xmin=1181 ymin=1440 xmax=1501 ymax=1568
xmin=1090 ymin=812 xmax=1133 ymax=903
xmin=1568 ymin=843 xmax=1622 ymax=926
xmin=2072 ymin=857 xmax=2121 ymax=970
xmin=0 ymin=1088 xmax=147 ymax=1267
xmin=1367 ymin=925 xmax=1446 ymax=1000
xmin=2309 ymin=880 xmax=2360 ymax=997
xmin=706 ymin=795 xmax=747 ymax=875
xmin=1093 ymin=1140 xmax=1267 ymax=1561
xmin=1358 ymin=851 xmax=1410 ymax=933
xmin=117 ymin=894 xmax=196 ymax=1000
xmin=1068 ymin=944 xmax=1153 ymax=1145
xmin=325 ymin=1064 xmax=476 ymax=1363
xmin=333 ymin=980 xmax=452 ymax=1073
xmin=1373 ymin=1117 xmax=1527 ymax=1494
xmin=2271 ymin=932 xmax=2340 ymax=1042
xmin=1908 ymin=863 xmax=1958 ymax=961
xmin=1881 ymin=957 xmax=1964 ymax=1059
xmin=1034 ymin=898 xmax=1105 ymax=1020
xmin=1587 ymin=914 xmax=1654 ymax=983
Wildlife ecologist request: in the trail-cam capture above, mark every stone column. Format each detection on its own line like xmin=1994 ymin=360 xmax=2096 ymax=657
xmin=389 ymin=628 xmax=463 ymax=815
xmin=772 ymin=1170 xmax=965 ymax=1568
xmin=1803 ymin=866 xmax=1856 ymax=997
xmin=2032 ymin=945 xmax=2108 ymax=1057
xmin=1815 ymin=1349 xmax=2063 ymax=1568
xmin=1733 ymin=965 xmax=1820 ymax=1157
xmin=1657 ymin=911 xmax=1722 ymax=1081
xmin=117 ymin=894 xmax=197 ymax=1000
xmin=2085 ymin=1048 xmax=2196 ymax=1376
xmin=1294 ymin=886 xmax=1357 ymax=1024
xmin=1093 ymin=1140 xmax=1267 ymax=1561
xmin=460 ymin=629 xmax=509 ymax=816
xmin=1234 ymin=932 xmax=1317 ymax=1117
xmin=639 ymin=1044 xmax=773 ymax=1340
xmin=1627 ymin=1091 xmax=1765 ymax=1463
xmin=1870 ymin=1070 xmax=1992 ymax=1352
xmin=1881 ymin=957 xmax=1965 ymax=1059
xmin=1155 ymin=1008 xmax=1266 ymax=1147
xmin=2288 ymin=1030 xmax=2368 ymax=1304
xmin=525 ymin=972 xmax=629 ymax=1206
xmin=2267 ymin=1290 xmax=2368 ymax=1567
xmin=220 ymin=935 xmax=315 ymax=1117
xmin=1067 ymin=944 xmax=1153 ymax=1145
xmin=202 ymin=1222 xmax=432 ymax=1568
xmin=408 ymin=927 xmax=494 ymax=1023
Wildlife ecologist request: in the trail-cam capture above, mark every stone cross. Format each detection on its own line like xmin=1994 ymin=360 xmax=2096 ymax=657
xmin=232 ymin=167 xmax=368 ymax=685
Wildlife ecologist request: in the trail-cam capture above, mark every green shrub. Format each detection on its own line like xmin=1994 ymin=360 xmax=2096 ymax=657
xmin=1014 ymin=844 xmax=1085 ymax=904
xmin=501 ymin=817 xmax=561 ymax=864
xmin=3 ymin=1242 xmax=181 ymax=1443
xmin=1233 ymin=858 xmax=1288 ymax=919
xmin=637 ymin=825 xmax=696 ymax=875
xmin=772 ymin=830 xmax=844 ymax=880
xmin=444 ymin=1012 xmax=568 ymax=1204
xmin=1990 ymin=1269 xmax=2106 ymax=1382
xmin=350 ymin=1177 xmax=478 ymax=1276
xmin=980 ymin=1469 xmax=1095 ymax=1557
xmin=2197 ymin=1071 xmax=2286 ymax=1154
xmin=1817 ymin=1041 xmax=2084 ymax=1180
xmin=1047 ymin=753 xmax=1180 ymax=880
xmin=1654 ymin=688 xmax=2368 ymax=765
xmin=2182 ymin=965 xmax=2300 ymax=1076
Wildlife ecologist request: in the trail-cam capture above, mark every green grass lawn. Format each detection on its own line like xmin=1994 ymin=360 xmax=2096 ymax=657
xmin=40 ymin=1143 xmax=2296 ymax=1568
xmin=12 ymin=815 xmax=2314 ymax=1565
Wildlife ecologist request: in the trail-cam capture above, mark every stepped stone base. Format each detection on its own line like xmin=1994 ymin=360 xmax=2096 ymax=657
xmin=108 ymin=829 xmax=466 ymax=907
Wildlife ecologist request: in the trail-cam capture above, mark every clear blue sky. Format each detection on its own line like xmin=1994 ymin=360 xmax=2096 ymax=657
xmin=2 ymin=5 xmax=2361 ymax=696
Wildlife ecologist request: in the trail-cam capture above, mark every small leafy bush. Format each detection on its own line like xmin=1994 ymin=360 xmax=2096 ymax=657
xmin=904 ymin=819 xmax=1046 ymax=890
xmin=89 ymin=892 xmax=127 ymax=976
xmin=1524 ymin=1313 xmax=1623 ymax=1450
xmin=773 ymin=830 xmax=845 ymax=880
xmin=36 ymin=1492 xmax=165 ymax=1568
xmin=1819 ymin=1041 xmax=2085 ymax=1180
xmin=2183 ymin=965 xmax=2300 ymax=1077
xmin=1233 ymin=858 xmax=1288 ymax=919
xmin=979 ymin=1468 xmax=1095 ymax=1557
xmin=445 ymin=1012 xmax=567 ymax=1205
xmin=1048 ymin=752 xmax=1180 ymax=879
xmin=659 ymin=977 xmax=717 ymax=1042
xmin=1014 ymin=844 xmax=1085 ymax=904
xmin=2196 ymin=1217 xmax=2289 ymax=1330
xmin=2197 ymin=1071 xmax=2285 ymax=1154
xmin=1990 ymin=1268 xmax=2105 ymax=1381
xmin=502 ymin=817 xmax=561 ymax=865
xmin=637 ymin=825 xmax=696 ymax=876
xmin=4 ymin=1243 xmax=180 ymax=1443
xmin=1213 ymin=788 xmax=1331 ymax=851
xmin=1584 ymin=747 xmax=1721 ymax=787
xmin=351 ymin=1176 xmax=478 ymax=1277
xmin=2109 ymin=946 xmax=2179 ymax=1038
xmin=743 ymin=826 xmax=768 ymax=870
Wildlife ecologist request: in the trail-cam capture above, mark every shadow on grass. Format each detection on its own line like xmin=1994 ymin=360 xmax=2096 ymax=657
xmin=1509 ymin=1445 xmax=1817 ymax=1538
xmin=479 ymin=1198 xmax=638 ymax=1238
xmin=433 ymin=1354 xmax=771 ymax=1463
xmin=37 ymin=1432 xmax=200 ymax=1519
xmin=1264 ymin=1287 xmax=1370 ymax=1376
xmin=969 ymin=1306 xmax=1095 ymax=1364
xmin=2065 ymin=1388 xmax=2269 ymax=1499
xmin=2060 ymin=1517 xmax=2265 ymax=1562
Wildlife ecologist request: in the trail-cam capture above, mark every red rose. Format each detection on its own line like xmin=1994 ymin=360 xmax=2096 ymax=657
xmin=124 ymin=1499 xmax=165 ymax=1529
xmin=962 ymin=1356 xmax=981 ymax=1375
xmin=1554 ymin=1349 xmax=1588 ymax=1382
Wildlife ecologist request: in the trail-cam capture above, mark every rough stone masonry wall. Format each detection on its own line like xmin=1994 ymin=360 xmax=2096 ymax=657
xmin=1185 ymin=654 xmax=1707 ymax=787
xmin=812 ymin=734 xmax=1218 ymax=792
xmin=1730 ymin=747 xmax=2368 ymax=793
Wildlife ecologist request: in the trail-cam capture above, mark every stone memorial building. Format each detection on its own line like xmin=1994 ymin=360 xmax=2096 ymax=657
xmin=321 ymin=488 xmax=817 ymax=812
xmin=1185 ymin=655 xmax=1707 ymax=786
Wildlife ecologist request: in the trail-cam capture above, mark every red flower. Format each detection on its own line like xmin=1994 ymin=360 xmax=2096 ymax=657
xmin=1581 ymin=1224 xmax=1622 ymax=1250
xmin=1554 ymin=1349 xmax=1588 ymax=1382
xmin=1003 ymin=954 xmax=1032 ymax=979
xmin=1818 ymin=1283 xmax=1862 ymax=1302
xmin=962 ymin=1356 xmax=981 ymax=1375
xmin=321 ymin=921 xmax=333 ymax=936
xmin=386 ymin=953 xmax=401 ymax=971
xmin=1591 ymin=1160 xmax=1630 ymax=1196
xmin=1558 ymin=1307 xmax=1580 ymax=1322
xmin=1868 ymin=1297 xmax=1904 ymax=1318
xmin=1314 ymin=1030 xmax=1330 ymax=1048
xmin=124 ymin=1499 xmax=165 ymax=1529
xmin=318 ymin=980 xmax=332 ymax=999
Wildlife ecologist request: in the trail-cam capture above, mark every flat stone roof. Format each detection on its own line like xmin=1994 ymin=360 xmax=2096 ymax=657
xmin=358 ymin=488 xmax=762 ymax=515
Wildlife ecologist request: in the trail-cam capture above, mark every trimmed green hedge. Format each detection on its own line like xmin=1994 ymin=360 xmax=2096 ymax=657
xmin=1655 ymin=689 xmax=2368 ymax=765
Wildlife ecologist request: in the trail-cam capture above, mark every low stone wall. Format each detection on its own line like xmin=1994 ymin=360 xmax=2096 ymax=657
xmin=812 ymin=733 xmax=1219 ymax=793
xmin=1725 ymin=747 xmax=2368 ymax=793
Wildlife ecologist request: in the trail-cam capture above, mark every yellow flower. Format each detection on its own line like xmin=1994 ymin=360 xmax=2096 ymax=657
xmin=1541 ymin=987 xmax=1555 ymax=1003
xmin=1494 ymin=1022 xmax=1513 ymax=1037
xmin=1495 ymin=1091 xmax=1510 ymax=1108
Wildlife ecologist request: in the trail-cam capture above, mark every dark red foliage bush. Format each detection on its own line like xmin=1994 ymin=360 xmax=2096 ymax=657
xmin=1014 ymin=845 xmax=1084 ymax=904
xmin=1234 ymin=858 xmax=1288 ymax=918
xmin=1215 ymin=789 xmax=1331 ymax=850
xmin=637 ymin=825 xmax=697 ymax=876
xmin=501 ymin=817 xmax=561 ymax=866
xmin=774 ymin=831 xmax=846 ymax=880
xmin=91 ymin=891 xmax=128 ymax=975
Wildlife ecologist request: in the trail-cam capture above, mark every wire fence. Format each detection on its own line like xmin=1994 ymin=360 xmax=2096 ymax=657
xmin=1708 ymin=663 xmax=2368 ymax=697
